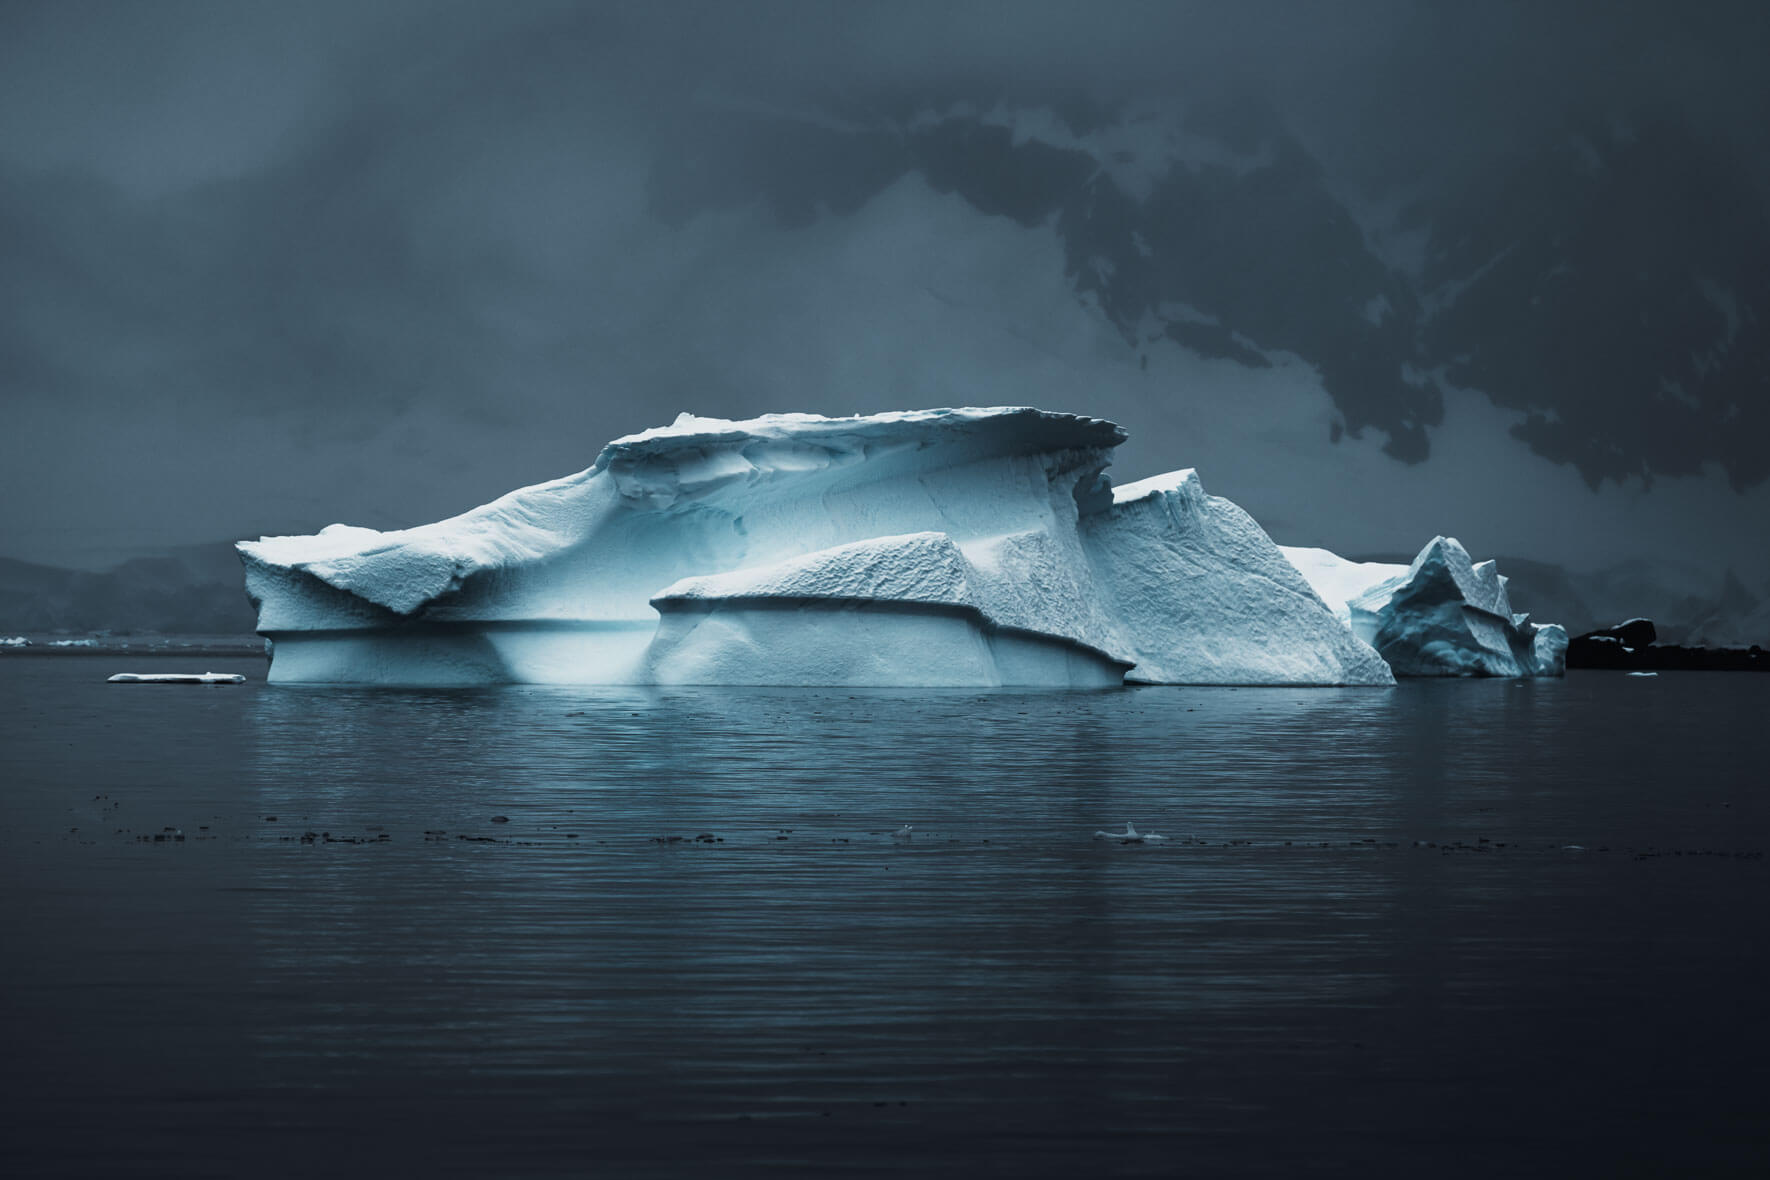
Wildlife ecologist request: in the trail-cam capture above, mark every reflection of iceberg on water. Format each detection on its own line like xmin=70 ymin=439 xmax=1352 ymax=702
xmin=237 ymin=407 xmax=1561 ymax=686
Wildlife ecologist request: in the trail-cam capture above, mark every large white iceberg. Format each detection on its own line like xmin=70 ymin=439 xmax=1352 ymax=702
xmin=240 ymin=406 xmax=1402 ymax=686
xmin=237 ymin=409 xmax=1568 ymax=685
xmin=1281 ymin=538 xmax=1568 ymax=677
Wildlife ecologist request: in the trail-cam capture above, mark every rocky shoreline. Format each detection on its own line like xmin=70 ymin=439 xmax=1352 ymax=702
xmin=1567 ymin=619 xmax=1767 ymax=672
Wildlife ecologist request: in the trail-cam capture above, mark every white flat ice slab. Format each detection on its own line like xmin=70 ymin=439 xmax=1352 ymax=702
xmin=107 ymin=672 xmax=247 ymax=685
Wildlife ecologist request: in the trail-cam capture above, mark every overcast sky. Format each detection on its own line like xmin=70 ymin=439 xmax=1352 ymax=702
xmin=2 ymin=0 xmax=1766 ymax=582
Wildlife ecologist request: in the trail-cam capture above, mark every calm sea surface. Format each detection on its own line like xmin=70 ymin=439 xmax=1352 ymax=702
xmin=2 ymin=657 xmax=1765 ymax=1177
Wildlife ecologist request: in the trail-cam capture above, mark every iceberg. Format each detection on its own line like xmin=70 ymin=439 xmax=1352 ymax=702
xmin=1282 ymin=538 xmax=1568 ymax=678
xmin=237 ymin=406 xmax=1407 ymax=686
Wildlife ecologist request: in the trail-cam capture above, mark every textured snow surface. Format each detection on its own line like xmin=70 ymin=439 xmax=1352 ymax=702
xmin=1090 ymin=472 xmax=1394 ymax=685
xmin=653 ymin=533 xmax=977 ymax=612
xmin=645 ymin=531 xmax=1132 ymax=687
xmin=238 ymin=406 xmax=1540 ymax=685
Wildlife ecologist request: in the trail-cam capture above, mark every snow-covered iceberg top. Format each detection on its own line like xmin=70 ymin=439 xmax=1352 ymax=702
xmin=236 ymin=406 xmax=1549 ymax=686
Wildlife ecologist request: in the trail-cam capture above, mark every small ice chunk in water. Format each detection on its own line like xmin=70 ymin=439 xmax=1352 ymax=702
xmin=107 ymin=672 xmax=247 ymax=685
xmin=1095 ymin=822 xmax=1166 ymax=843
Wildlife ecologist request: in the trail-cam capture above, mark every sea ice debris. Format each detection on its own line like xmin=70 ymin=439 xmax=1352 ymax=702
xmin=1095 ymin=822 xmax=1166 ymax=843
xmin=107 ymin=672 xmax=247 ymax=684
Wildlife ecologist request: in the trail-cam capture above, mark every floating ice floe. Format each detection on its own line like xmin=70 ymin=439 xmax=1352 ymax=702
xmin=236 ymin=407 xmax=1559 ymax=686
xmin=107 ymin=672 xmax=247 ymax=685
xmin=1094 ymin=822 xmax=1166 ymax=843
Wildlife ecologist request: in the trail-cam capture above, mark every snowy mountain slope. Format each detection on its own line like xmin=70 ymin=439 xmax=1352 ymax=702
xmin=650 ymin=93 xmax=1430 ymax=460
xmin=0 ymin=546 xmax=255 ymax=635
xmin=1418 ymin=113 xmax=1770 ymax=490
xmin=649 ymin=93 xmax=1769 ymax=492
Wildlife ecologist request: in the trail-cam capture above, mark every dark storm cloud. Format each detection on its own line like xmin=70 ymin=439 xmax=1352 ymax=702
xmin=0 ymin=0 xmax=651 ymax=430
xmin=1 ymin=0 xmax=1766 ymax=566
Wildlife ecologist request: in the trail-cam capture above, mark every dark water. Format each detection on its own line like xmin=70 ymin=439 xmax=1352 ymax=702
xmin=2 ymin=658 xmax=1766 ymax=1177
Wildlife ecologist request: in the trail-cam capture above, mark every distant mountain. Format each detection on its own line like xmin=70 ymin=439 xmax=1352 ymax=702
xmin=1418 ymin=113 xmax=1770 ymax=490
xmin=0 ymin=544 xmax=255 ymax=635
xmin=651 ymin=93 xmax=1430 ymax=460
xmin=1682 ymin=572 xmax=1770 ymax=649
xmin=1467 ymin=556 xmax=1765 ymax=647
xmin=649 ymin=93 xmax=1769 ymax=490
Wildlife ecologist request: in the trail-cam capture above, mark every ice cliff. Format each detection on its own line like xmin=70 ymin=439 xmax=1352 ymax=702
xmin=238 ymin=407 xmax=1553 ymax=686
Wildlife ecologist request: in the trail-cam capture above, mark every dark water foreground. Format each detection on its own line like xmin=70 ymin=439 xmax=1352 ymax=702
xmin=2 ymin=660 xmax=1765 ymax=1177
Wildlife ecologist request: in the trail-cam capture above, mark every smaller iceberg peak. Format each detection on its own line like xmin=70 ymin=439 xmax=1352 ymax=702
xmin=1408 ymin=536 xmax=1514 ymax=620
xmin=1283 ymin=536 xmax=1566 ymax=678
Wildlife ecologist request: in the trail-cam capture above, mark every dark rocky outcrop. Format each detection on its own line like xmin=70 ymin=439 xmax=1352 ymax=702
xmin=1567 ymin=618 xmax=1767 ymax=671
